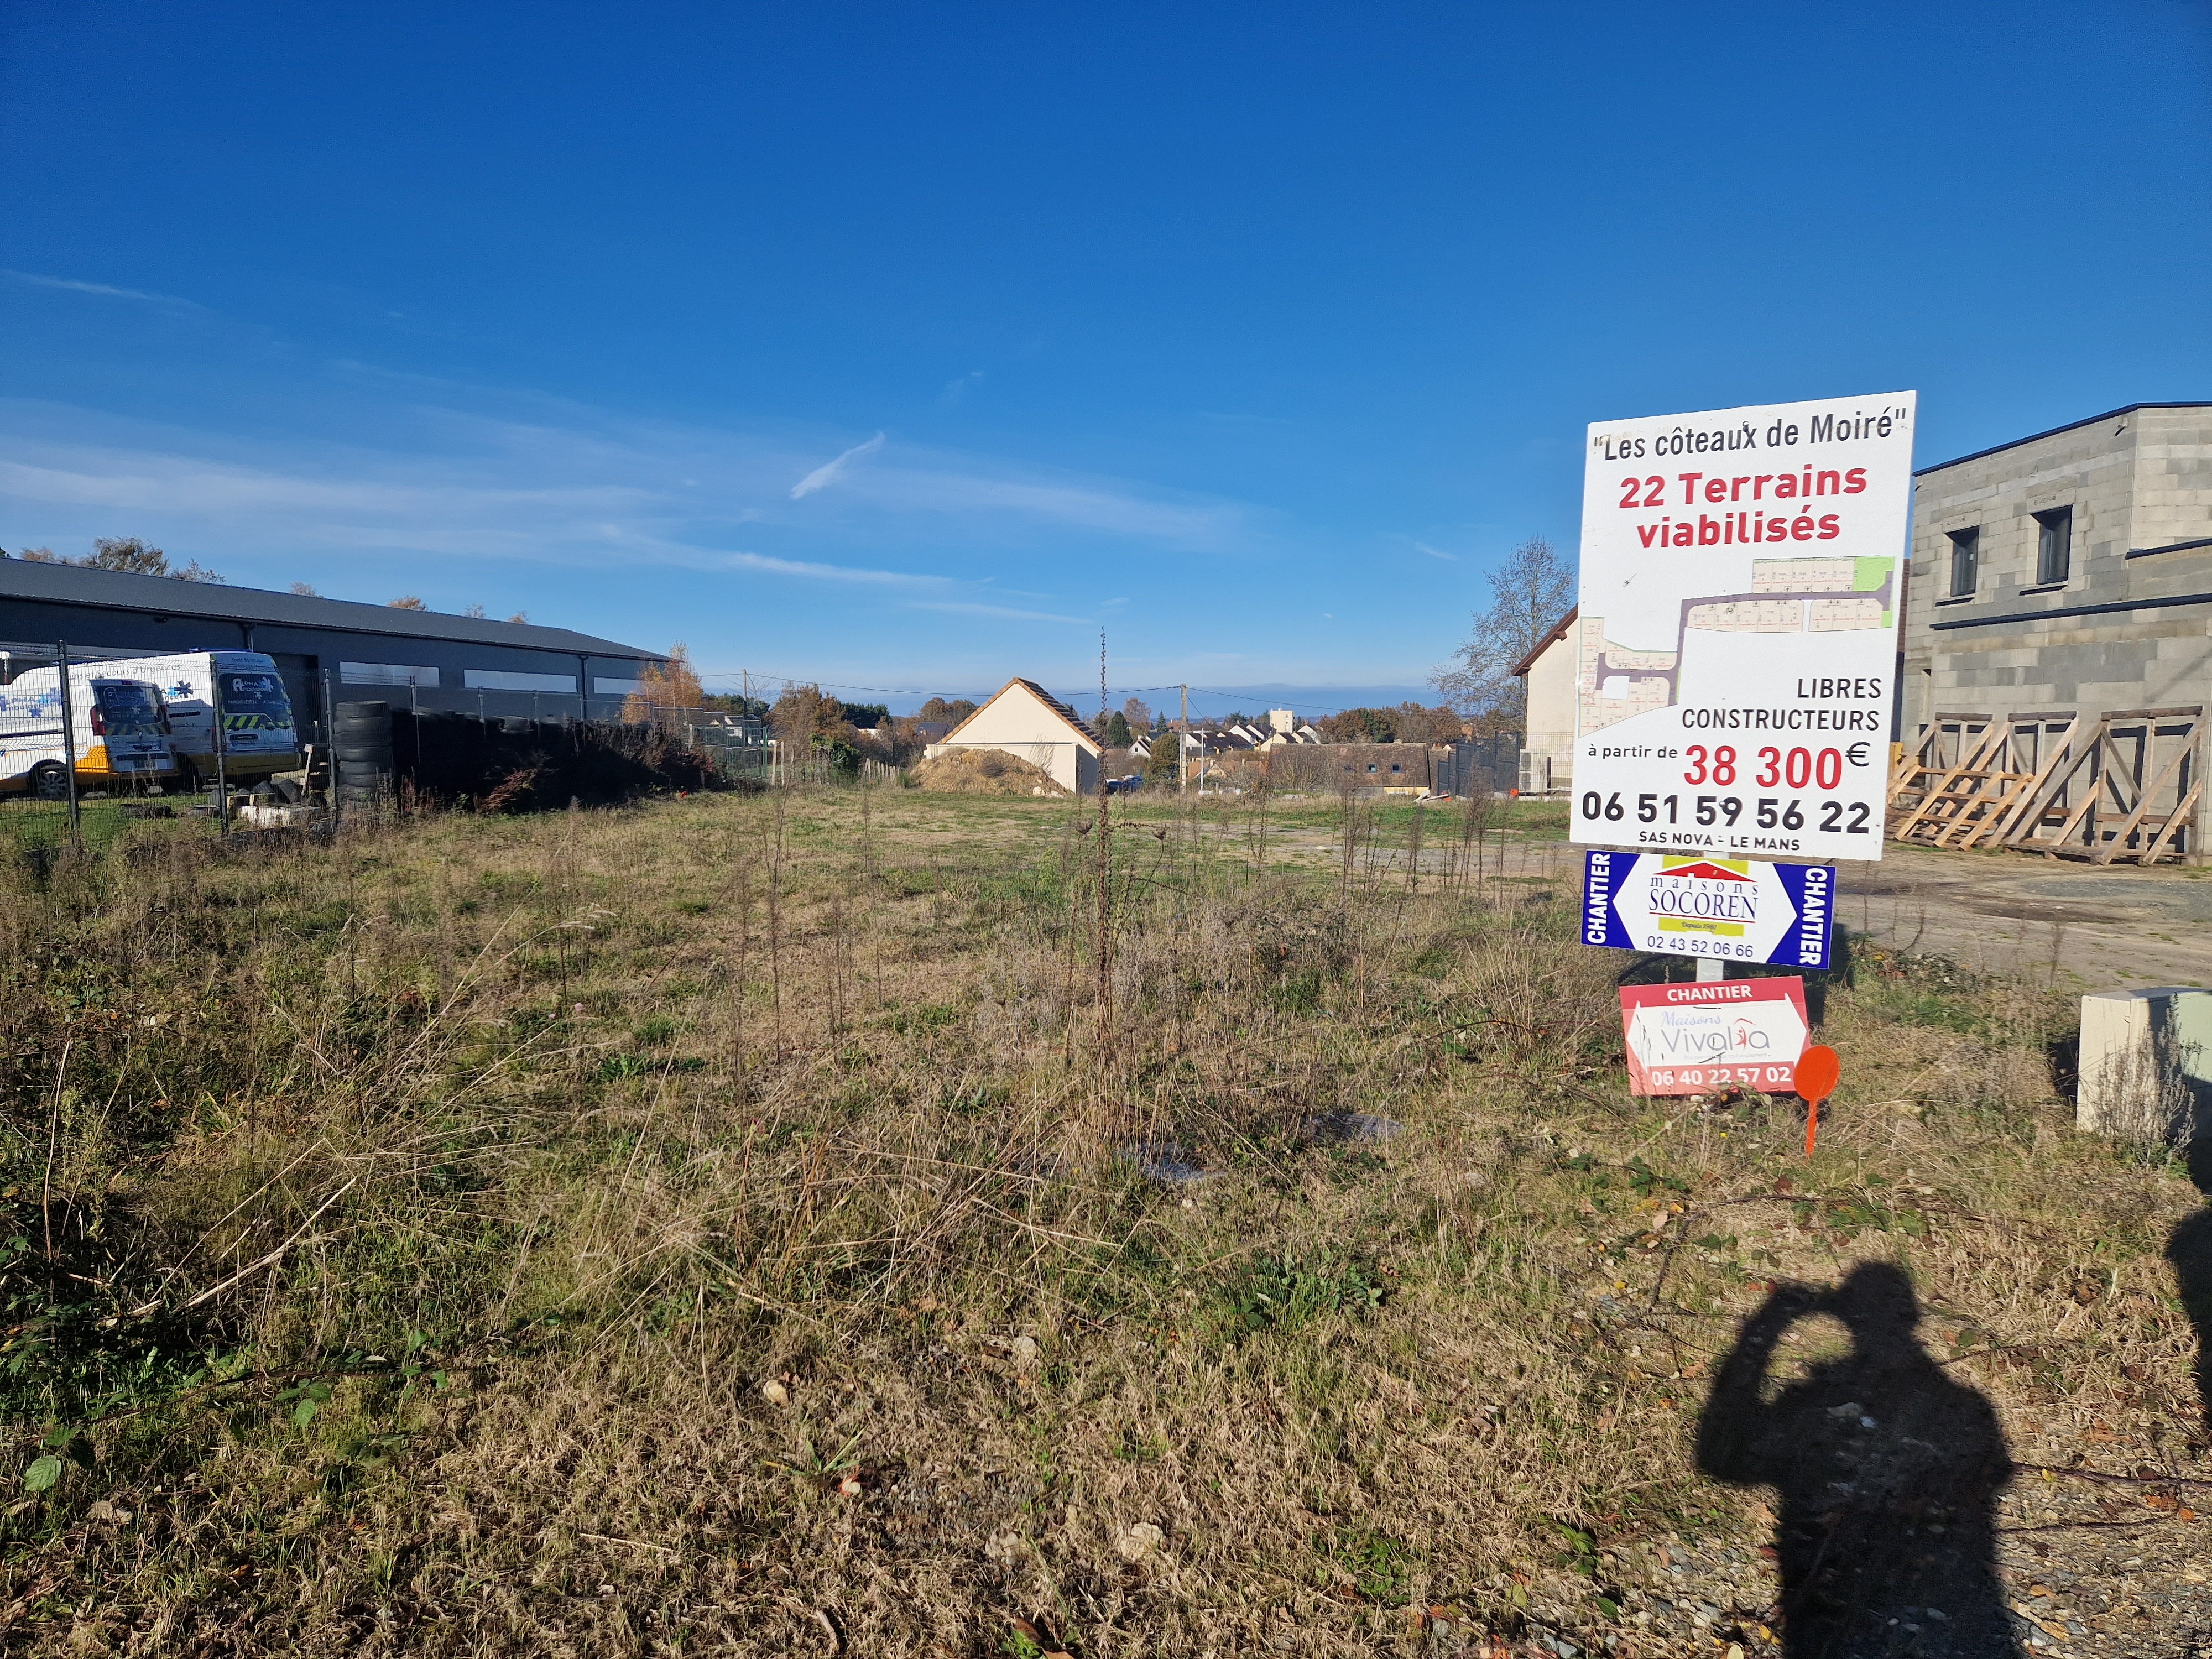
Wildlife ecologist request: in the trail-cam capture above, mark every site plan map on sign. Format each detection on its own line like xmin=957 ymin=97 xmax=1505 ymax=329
xmin=1569 ymin=392 xmax=1915 ymax=864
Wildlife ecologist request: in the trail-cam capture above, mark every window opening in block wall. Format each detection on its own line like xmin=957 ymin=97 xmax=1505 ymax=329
xmin=2035 ymin=506 xmax=2073 ymax=585
xmin=1947 ymin=527 xmax=1979 ymax=596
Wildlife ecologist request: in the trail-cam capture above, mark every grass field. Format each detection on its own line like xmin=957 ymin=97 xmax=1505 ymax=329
xmin=1 ymin=786 xmax=2206 ymax=1656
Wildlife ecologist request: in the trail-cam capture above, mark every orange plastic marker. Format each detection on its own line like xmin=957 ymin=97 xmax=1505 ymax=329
xmin=1796 ymin=1045 xmax=1840 ymax=1157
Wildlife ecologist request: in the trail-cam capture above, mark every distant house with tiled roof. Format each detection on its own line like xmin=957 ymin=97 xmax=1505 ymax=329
xmin=924 ymin=677 xmax=1103 ymax=794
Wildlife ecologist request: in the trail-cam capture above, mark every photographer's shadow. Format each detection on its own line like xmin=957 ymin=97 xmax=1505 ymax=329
xmin=1697 ymin=1262 xmax=2021 ymax=1657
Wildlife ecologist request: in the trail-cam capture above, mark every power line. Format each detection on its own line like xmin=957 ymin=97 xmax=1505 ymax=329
xmin=693 ymin=667 xmax=1426 ymax=720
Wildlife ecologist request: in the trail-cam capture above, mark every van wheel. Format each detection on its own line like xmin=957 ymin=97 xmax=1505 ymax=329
xmin=29 ymin=763 xmax=69 ymax=801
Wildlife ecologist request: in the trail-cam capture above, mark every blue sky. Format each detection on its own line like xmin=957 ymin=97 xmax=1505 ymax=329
xmin=3 ymin=2 xmax=2208 ymax=716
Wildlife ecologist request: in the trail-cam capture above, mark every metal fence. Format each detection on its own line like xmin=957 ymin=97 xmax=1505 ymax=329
xmin=624 ymin=705 xmax=917 ymax=789
xmin=0 ymin=791 xmax=191 ymax=863
xmin=0 ymin=660 xmax=905 ymax=867
xmin=1432 ymin=736 xmax=1522 ymax=799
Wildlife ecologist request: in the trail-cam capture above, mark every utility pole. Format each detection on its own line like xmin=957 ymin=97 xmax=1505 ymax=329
xmin=1177 ymin=681 xmax=1194 ymax=801
xmin=1095 ymin=630 xmax=1111 ymax=1050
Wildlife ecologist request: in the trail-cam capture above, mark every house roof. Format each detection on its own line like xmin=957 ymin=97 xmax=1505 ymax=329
xmin=1510 ymin=606 xmax=1578 ymax=678
xmin=0 ymin=558 xmax=661 ymax=659
xmin=940 ymin=677 xmax=1102 ymax=750
xmin=1914 ymin=402 xmax=2212 ymax=476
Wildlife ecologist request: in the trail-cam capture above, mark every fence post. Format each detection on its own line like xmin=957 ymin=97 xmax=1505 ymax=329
xmin=212 ymin=662 xmax=229 ymax=834
xmin=55 ymin=640 xmax=81 ymax=847
xmin=323 ymin=669 xmax=340 ymax=831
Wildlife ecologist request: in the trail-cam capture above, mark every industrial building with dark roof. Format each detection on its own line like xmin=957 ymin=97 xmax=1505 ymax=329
xmin=0 ymin=557 xmax=665 ymax=739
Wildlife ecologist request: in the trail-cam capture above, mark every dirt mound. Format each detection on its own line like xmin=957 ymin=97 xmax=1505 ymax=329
xmin=912 ymin=746 xmax=1068 ymax=796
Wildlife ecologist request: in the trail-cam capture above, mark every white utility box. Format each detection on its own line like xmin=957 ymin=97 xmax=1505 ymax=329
xmin=237 ymin=803 xmax=315 ymax=829
xmin=2077 ymin=987 xmax=2212 ymax=1139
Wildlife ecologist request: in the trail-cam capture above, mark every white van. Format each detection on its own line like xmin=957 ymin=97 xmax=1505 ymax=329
xmin=116 ymin=651 xmax=301 ymax=785
xmin=0 ymin=665 xmax=177 ymax=798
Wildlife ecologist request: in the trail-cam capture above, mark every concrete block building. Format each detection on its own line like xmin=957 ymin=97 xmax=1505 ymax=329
xmin=1902 ymin=403 xmax=2212 ymax=734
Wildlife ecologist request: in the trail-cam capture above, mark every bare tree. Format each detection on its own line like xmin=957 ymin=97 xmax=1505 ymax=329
xmin=623 ymin=643 xmax=708 ymax=726
xmin=22 ymin=536 xmax=222 ymax=582
xmin=86 ymin=536 xmax=172 ymax=575
xmin=1430 ymin=535 xmax=1573 ymax=733
xmin=1316 ymin=702 xmax=1464 ymax=744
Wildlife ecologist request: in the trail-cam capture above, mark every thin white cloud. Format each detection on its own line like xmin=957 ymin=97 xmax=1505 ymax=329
xmin=1413 ymin=541 xmax=1458 ymax=561
xmin=940 ymin=370 xmax=985 ymax=409
xmin=727 ymin=550 xmax=943 ymax=587
xmin=3 ymin=269 xmax=205 ymax=311
xmin=0 ymin=390 xmax=1262 ymax=591
xmin=0 ymin=453 xmax=649 ymax=520
xmin=790 ymin=432 xmax=886 ymax=499
xmin=851 ymin=465 xmax=1236 ymax=542
xmin=909 ymin=599 xmax=1089 ymax=624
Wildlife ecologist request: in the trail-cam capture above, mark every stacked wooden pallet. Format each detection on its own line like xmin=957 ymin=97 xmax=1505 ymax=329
xmin=1886 ymin=708 xmax=2203 ymax=864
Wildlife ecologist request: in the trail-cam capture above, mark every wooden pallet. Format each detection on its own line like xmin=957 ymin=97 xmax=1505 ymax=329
xmin=1887 ymin=713 xmax=1992 ymax=835
xmin=1888 ymin=713 xmax=2038 ymax=846
xmin=1958 ymin=713 xmax=2080 ymax=849
xmin=2000 ymin=707 xmax=2204 ymax=864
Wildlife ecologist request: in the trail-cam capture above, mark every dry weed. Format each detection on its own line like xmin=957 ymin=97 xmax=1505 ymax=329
xmin=0 ymin=791 xmax=2204 ymax=1655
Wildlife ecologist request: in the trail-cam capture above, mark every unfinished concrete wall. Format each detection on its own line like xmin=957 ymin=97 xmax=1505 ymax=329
xmin=1902 ymin=405 xmax=2212 ymax=739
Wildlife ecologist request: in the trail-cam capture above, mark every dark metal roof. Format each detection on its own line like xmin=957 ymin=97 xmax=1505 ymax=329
xmin=0 ymin=557 xmax=661 ymax=659
xmin=1914 ymin=403 xmax=2212 ymax=477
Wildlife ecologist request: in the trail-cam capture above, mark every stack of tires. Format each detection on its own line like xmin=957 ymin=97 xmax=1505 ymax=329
xmin=334 ymin=701 xmax=395 ymax=804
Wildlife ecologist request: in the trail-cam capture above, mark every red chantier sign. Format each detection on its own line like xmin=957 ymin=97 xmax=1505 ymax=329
xmin=1618 ymin=978 xmax=1809 ymax=1097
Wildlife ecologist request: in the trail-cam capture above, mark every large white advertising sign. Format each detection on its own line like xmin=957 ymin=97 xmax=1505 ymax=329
xmin=1568 ymin=392 xmax=1916 ymax=864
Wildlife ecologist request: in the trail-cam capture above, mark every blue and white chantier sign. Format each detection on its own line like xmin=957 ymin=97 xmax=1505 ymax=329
xmin=1582 ymin=850 xmax=1832 ymax=971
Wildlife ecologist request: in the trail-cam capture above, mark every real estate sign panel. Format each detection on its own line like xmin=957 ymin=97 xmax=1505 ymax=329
xmin=1618 ymin=978 xmax=1810 ymax=1097
xmin=1569 ymin=393 xmax=1916 ymax=864
xmin=1582 ymin=850 xmax=1833 ymax=971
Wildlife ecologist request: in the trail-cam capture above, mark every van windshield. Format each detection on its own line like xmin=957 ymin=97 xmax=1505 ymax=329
xmin=218 ymin=672 xmax=294 ymax=726
xmin=93 ymin=681 xmax=166 ymax=737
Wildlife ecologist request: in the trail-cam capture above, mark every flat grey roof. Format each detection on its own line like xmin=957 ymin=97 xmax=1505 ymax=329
xmin=0 ymin=557 xmax=660 ymax=659
xmin=1915 ymin=402 xmax=2212 ymax=477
